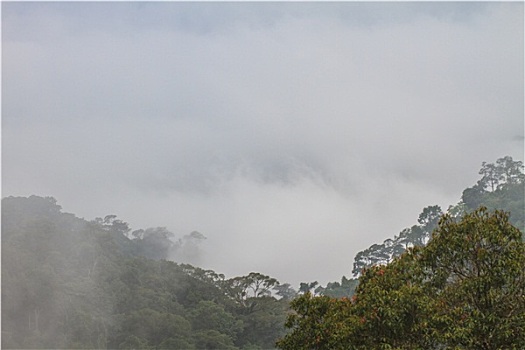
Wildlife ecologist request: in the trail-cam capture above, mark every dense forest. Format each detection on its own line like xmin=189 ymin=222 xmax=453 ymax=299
xmin=2 ymin=196 xmax=290 ymax=349
xmin=2 ymin=156 xmax=524 ymax=349
xmin=278 ymin=156 xmax=525 ymax=349
xmin=277 ymin=207 xmax=525 ymax=349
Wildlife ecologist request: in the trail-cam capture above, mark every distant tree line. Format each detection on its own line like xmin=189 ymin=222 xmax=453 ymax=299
xmin=277 ymin=208 xmax=525 ymax=349
xmin=277 ymin=156 xmax=525 ymax=349
xmin=326 ymin=156 xmax=525 ymax=299
xmin=2 ymin=156 xmax=523 ymax=349
xmin=2 ymin=196 xmax=290 ymax=349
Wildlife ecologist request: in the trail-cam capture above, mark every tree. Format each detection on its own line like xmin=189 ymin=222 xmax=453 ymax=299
xmin=171 ymin=231 xmax=207 ymax=264
xmin=417 ymin=205 xmax=443 ymax=232
xmin=495 ymin=156 xmax=524 ymax=187
xmin=134 ymin=227 xmax=175 ymax=260
xmin=277 ymin=208 xmax=525 ymax=349
xmin=351 ymin=205 xmax=442 ymax=278
xmin=226 ymin=272 xmax=279 ymax=308
xmin=276 ymin=292 xmax=347 ymax=350
xmin=236 ymin=295 xmax=289 ymax=349
xmin=462 ymin=183 xmax=487 ymax=212
xmin=319 ymin=277 xmax=358 ymax=298
xmin=188 ymin=301 xmax=243 ymax=340
xmin=462 ymin=157 xmax=524 ymax=232
xmin=273 ymin=283 xmax=298 ymax=300
xmin=478 ymin=161 xmax=503 ymax=192
xmin=92 ymin=215 xmax=131 ymax=236
xmin=245 ymin=272 xmax=279 ymax=298
xmin=420 ymin=208 xmax=525 ymax=348
xmin=2 ymin=196 xmax=290 ymax=350
xmin=299 ymin=281 xmax=319 ymax=295
xmin=193 ymin=330 xmax=237 ymax=350
xmin=477 ymin=156 xmax=524 ymax=191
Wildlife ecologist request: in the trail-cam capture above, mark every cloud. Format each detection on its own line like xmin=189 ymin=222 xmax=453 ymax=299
xmin=2 ymin=2 xmax=523 ymax=286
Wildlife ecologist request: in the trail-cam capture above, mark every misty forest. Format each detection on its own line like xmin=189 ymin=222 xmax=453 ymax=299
xmin=3 ymin=156 xmax=524 ymax=349
xmin=3 ymin=2 xmax=524 ymax=349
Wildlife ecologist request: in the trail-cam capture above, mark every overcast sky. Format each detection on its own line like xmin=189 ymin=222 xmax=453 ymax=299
xmin=2 ymin=2 xmax=524 ymax=287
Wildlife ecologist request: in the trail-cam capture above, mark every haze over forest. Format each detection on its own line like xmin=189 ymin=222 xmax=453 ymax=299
xmin=2 ymin=2 xmax=523 ymax=286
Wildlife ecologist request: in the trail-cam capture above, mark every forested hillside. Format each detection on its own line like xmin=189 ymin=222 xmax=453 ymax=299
xmin=315 ymin=156 xmax=525 ymax=298
xmin=2 ymin=156 xmax=523 ymax=349
xmin=278 ymin=156 xmax=525 ymax=349
xmin=277 ymin=208 xmax=525 ymax=349
xmin=2 ymin=196 xmax=290 ymax=349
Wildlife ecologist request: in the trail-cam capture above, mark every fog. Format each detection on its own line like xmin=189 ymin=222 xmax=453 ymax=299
xmin=2 ymin=2 xmax=523 ymax=287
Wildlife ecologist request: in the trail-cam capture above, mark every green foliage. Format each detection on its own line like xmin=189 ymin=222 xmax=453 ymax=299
xmin=277 ymin=291 xmax=375 ymax=350
xmin=2 ymin=196 xmax=289 ymax=349
xmin=351 ymin=156 xmax=524 ymax=281
xmin=299 ymin=281 xmax=319 ymax=294
xmin=316 ymin=276 xmax=359 ymax=298
xmin=273 ymin=283 xmax=298 ymax=300
xmin=277 ymin=208 xmax=525 ymax=349
xmin=226 ymin=272 xmax=280 ymax=305
xmin=462 ymin=156 xmax=524 ymax=232
xmin=188 ymin=301 xmax=243 ymax=339
xmin=193 ymin=329 xmax=237 ymax=349
xmin=132 ymin=227 xmax=175 ymax=260
xmin=4 ymin=156 xmax=522 ymax=349
xmin=420 ymin=208 xmax=525 ymax=348
xmin=351 ymin=205 xmax=442 ymax=277
xmin=236 ymin=296 xmax=290 ymax=349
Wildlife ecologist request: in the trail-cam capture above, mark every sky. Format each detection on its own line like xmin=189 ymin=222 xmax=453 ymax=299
xmin=2 ymin=2 xmax=524 ymax=287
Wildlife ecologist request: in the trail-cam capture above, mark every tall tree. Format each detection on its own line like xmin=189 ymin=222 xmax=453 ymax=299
xmin=496 ymin=156 xmax=525 ymax=187
xmin=417 ymin=205 xmax=442 ymax=231
xmin=478 ymin=161 xmax=503 ymax=192
xmin=278 ymin=208 xmax=525 ymax=349
xmin=420 ymin=208 xmax=525 ymax=348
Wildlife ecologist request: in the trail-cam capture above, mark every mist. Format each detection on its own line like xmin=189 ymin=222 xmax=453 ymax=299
xmin=2 ymin=2 xmax=523 ymax=287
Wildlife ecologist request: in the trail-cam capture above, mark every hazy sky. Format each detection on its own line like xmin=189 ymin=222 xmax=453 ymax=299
xmin=2 ymin=2 xmax=524 ymax=287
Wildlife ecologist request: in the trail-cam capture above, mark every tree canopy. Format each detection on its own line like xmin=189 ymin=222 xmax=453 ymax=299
xmin=349 ymin=156 xmax=524 ymax=281
xmin=1 ymin=196 xmax=289 ymax=349
xmin=3 ymin=156 xmax=523 ymax=349
xmin=277 ymin=208 xmax=525 ymax=349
